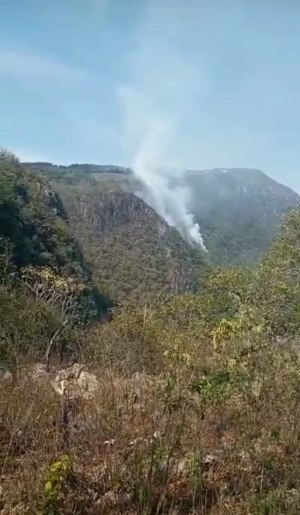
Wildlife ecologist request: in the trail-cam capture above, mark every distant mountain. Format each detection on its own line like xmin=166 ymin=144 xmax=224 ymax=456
xmin=24 ymin=162 xmax=131 ymax=186
xmin=2 ymin=159 xmax=207 ymax=305
xmin=24 ymin=162 xmax=299 ymax=267
xmin=185 ymin=168 xmax=299 ymax=265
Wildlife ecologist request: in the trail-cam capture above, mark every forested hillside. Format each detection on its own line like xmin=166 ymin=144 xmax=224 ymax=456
xmin=22 ymin=160 xmax=209 ymax=303
xmin=187 ymin=167 xmax=299 ymax=264
xmin=3 ymin=150 xmax=300 ymax=514
xmin=24 ymin=161 xmax=299 ymax=266
xmin=60 ymin=186 xmax=208 ymax=303
xmin=0 ymin=150 xmax=111 ymax=370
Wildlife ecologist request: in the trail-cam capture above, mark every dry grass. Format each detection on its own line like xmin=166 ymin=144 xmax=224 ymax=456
xmin=2 ymin=332 xmax=300 ymax=515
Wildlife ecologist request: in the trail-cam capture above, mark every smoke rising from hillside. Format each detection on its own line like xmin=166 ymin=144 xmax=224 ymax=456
xmin=118 ymin=0 xmax=207 ymax=251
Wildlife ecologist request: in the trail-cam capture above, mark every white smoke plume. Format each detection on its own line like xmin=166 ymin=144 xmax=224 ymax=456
xmin=118 ymin=0 xmax=207 ymax=251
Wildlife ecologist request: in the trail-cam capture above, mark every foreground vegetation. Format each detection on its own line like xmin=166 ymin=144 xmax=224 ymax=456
xmin=2 ymin=150 xmax=300 ymax=513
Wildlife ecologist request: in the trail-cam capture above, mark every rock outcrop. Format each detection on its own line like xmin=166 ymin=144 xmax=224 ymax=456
xmin=50 ymin=363 xmax=99 ymax=400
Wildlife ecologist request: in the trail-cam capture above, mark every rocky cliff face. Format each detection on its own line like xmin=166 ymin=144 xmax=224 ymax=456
xmin=74 ymin=191 xmax=157 ymax=231
xmin=62 ymin=187 xmax=208 ymax=303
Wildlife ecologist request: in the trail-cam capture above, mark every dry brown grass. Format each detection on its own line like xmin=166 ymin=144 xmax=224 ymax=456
xmin=2 ymin=333 xmax=300 ymax=515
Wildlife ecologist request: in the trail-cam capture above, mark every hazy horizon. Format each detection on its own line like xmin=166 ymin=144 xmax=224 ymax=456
xmin=1 ymin=1 xmax=300 ymax=192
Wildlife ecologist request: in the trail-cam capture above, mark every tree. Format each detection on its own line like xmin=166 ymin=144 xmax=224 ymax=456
xmin=0 ymin=236 xmax=15 ymax=286
xmin=20 ymin=266 xmax=87 ymax=369
xmin=255 ymin=207 xmax=300 ymax=337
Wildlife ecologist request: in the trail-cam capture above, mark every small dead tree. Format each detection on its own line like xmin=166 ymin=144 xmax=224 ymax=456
xmin=20 ymin=266 xmax=85 ymax=370
xmin=0 ymin=236 xmax=15 ymax=287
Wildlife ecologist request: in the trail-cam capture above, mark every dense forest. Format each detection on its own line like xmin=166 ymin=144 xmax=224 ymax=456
xmin=2 ymin=149 xmax=300 ymax=514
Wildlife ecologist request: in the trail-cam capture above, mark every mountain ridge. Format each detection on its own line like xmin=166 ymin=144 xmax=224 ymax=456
xmin=23 ymin=161 xmax=299 ymax=266
xmin=23 ymin=161 xmax=298 ymax=194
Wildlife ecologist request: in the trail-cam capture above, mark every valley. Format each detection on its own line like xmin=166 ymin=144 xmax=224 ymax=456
xmin=2 ymin=149 xmax=300 ymax=514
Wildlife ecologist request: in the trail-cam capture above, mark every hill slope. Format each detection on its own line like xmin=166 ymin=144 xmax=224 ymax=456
xmin=186 ymin=167 xmax=299 ymax=264
xmin=60 ymin=185 xmax=208 ymax=303
xmin=4 ymin=157 xmax=300 ymax=514
xmin=24 ymin=162 xmax=300 ymax=266
xmin=0 ymin=151 xmax=111 ymax=317
xmin=1 ymin=155 xmax=208 ymax=305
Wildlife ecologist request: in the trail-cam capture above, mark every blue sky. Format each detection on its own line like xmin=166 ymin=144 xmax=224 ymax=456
xmin=1 ymin=0 xmax=300 ymax=191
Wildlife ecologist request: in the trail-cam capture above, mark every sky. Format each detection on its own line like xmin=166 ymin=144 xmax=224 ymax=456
xmin=1 ymin=0 xmax=300 ymax=191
